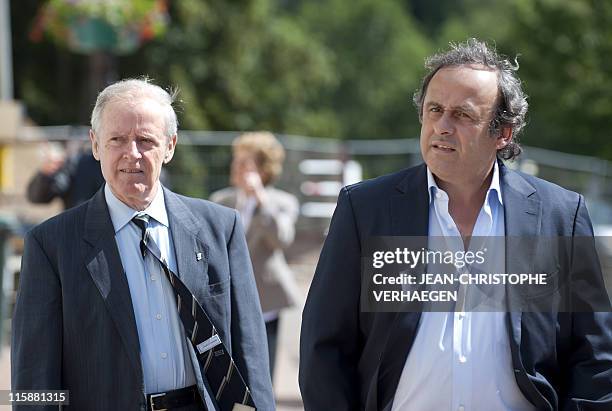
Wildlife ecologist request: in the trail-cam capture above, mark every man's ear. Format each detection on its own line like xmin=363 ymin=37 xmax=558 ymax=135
xmin=163 ymin=134 xmax=178 ymax=164
xmin=496 ymin=127 xmax=512 ymax=150
xmin=89 ymin=129 xmax=100 ymax=161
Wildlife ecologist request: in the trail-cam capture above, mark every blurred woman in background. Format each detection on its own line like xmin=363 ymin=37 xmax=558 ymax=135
xmin=211 ymin=131 xmax=300 ymax=382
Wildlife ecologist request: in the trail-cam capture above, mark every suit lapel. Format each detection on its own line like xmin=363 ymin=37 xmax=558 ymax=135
xmin=163 ymin=188 xmax=211 ymax=306
xmin=502 ymin=164 xmax=541 ymax=240
xmin=374 ymin=165 xmax=429 ymax=411
xmin=390 ymin=165 xmax=430 ymax=237
xmin=501 ymin=163 xmax=541 ymax=341
xmin=500 ymin=164 xmax=554 ymax=409
xmin=83 ymin=188 xmax=143 ymax=382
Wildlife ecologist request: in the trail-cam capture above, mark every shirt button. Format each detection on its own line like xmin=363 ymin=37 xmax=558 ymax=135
xmin=151 ymin=276 xmax=156 ymax=281
xmin=161 ymin=352 xmax=167 ymax=359
xmin=459 ymin=355 xmax=467 ymax=363
xmin=458 ymin=406 xmax=465 ymax=411
xmin=156 ymin=313 xmax=162 ymax=320
xmin=447 ymin=224 xmax=454 ymax=230
xmin=435 ymin=192 xmax=441 ymax=199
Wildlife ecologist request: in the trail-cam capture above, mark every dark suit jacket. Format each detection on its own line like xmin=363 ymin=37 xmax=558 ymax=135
xmin=299 ymin=163 xmax=612 ymax=411
xmin=12 ymin=186 xmax=275 ymax=411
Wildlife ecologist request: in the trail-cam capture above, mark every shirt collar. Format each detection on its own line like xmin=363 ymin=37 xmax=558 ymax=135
xmin=427 ymin=161 xmax=503 ymax=206
xmin=105 ymin=183 xmax=169 ymax=233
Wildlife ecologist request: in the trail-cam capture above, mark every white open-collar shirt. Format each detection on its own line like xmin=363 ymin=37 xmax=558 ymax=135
xmin=391 ymin=161 xmax=535 ymax=411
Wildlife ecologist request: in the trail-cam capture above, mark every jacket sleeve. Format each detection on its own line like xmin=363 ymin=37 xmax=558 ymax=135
xmin=26 ymin=154 xmax=78 ymax=205
xmin=11 ymin=230 xmax=63 ymax=411
xmin=26 ymin=171 xmax=70 ymax=204
xmin=562 ymin=195 xmax=612 ymax=410
xmin=227 ymin=210 xmax=275 ymax=410
xmin=299 ymin=187 xmax=362 ymax=411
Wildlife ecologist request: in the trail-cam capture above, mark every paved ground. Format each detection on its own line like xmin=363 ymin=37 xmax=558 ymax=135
xmin=0 ymin=347 xmax=10 ymax=410
xmin=274 ymin=232 xmax=323 ymax=411
xmin=274 ymin=304 xmax=306 ymax=411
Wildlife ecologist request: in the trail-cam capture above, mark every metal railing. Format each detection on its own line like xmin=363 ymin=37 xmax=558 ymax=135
xmin=17 ymin=126 xmax=612 ymax=226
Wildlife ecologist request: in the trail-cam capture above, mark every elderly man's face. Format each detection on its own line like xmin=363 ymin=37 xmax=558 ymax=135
xmin=90 ymin=97 xmax=176 ymax=210
xmin=420 ymin=65 xmax=510 ymax=188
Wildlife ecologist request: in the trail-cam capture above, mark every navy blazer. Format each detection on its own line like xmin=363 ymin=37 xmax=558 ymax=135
xmin=12 ymin=186 xmax=275 ymax=410
xmin=299 ymin=163 xmax=612 ymax=411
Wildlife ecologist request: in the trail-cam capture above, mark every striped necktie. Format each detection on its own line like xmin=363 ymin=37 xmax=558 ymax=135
xmin=132 ymin=213 xmax=256 ymax=411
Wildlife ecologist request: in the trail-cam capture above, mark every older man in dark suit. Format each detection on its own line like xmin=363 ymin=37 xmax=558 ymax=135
xmin=300 ymin=39 xmax=612 ymax=411
xmin=12 ymin=79 xmax=274 ymax=411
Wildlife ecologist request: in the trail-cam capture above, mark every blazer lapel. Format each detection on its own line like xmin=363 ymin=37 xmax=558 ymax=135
xmin=82 ymin=188 xmax=143 ymax=382
xmin=374 ymin=165 xmax=429 ymax=411
xmin=390 ymin=164 xmax=430 ymax=237
xmin=500 ymin=164 xmax=554 ymax=409
xmin=163 ymin=188 xmax=211 ymax=306
xmin=501 ymin=163 xmax=541 ymax=332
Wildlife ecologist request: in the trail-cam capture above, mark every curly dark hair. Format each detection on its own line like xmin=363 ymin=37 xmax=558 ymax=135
xmin=413 ymin=38 xmax=528 ymax=160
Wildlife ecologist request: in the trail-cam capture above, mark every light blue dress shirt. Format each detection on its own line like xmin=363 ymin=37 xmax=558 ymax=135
xmin=105 ymin=184 xmax=196 ymax=394
xmin=391 ymin=162 xmax=536 ymax=411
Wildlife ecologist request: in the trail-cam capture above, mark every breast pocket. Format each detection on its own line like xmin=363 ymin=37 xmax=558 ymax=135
xmin=199 ymin=278 xmax=232 ymax=345
xmin=206 ymin=278 xmax=230 ymax=297
xmin=524 ymin=265 xmax=560 ymax=299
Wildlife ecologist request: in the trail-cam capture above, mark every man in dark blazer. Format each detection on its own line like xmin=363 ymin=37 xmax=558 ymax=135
xmin=12 ymin=79 xmax=274 ymax=410
xmin=300 ymin=39 xmax=612 ymax=410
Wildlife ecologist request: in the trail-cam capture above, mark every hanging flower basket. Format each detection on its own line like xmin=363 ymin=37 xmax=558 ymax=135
xmin=30 ymin=0 xmax=169 ymax=55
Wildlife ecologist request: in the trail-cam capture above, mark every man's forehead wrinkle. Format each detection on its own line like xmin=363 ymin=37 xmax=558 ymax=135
xmin=102 ymin=98 xmax=162 ymax=136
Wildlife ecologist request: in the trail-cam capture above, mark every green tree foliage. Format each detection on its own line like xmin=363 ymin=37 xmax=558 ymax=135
xmin=295 ymin=0 xmax=431 ymax=139
xmin=507 ymin=0 xmax=612 ymax=160
xmin=120 ymin=0 xmax=339 ymax=196
xmin=124 ymin=0 xmax=337 ymax=135
xmin=11 ymin=0 xmax=93 ymax=125
xmin=433 ymin=0 xmax=514 ymax=49
xmin=11 ymin=0 xmax=612 ymax=164
xmin=404 ymin=0 xmax=465 ymax=36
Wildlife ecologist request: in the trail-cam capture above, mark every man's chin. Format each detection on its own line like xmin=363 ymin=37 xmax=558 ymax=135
xmin=119 ymin=182 xmax=147 ymax=194
xmin=425 ymin=161 xmax=455 ymax=180
xmin=111 ymin=183 xmax=156 ymax=208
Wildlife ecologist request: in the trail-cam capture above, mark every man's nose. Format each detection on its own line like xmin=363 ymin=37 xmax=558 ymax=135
xmin=433 ymin=113 xmax=455 ymax=135
xmin=124 ymin=140 xmax=142 ymax=159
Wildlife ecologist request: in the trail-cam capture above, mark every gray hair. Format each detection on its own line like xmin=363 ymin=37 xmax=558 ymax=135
xmin=413 ymin=38 xmax=528 ymax=160
xmin=90 ymin=78 xmax=179 ymax=139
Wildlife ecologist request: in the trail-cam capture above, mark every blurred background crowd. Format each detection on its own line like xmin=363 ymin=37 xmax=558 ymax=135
xmin=0 ymin=1 xmax=610 ymax=410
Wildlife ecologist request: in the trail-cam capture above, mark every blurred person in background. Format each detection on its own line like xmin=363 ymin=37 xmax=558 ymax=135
xmin=211 ymin=131 xmax=300 ymax=382
xmin=27 ymin=141 xmax=104 ymax=210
